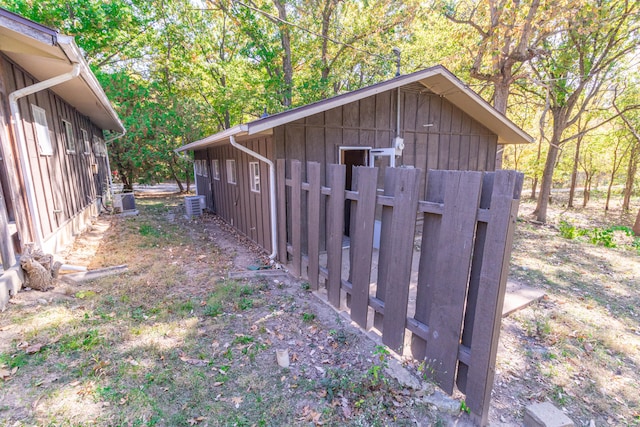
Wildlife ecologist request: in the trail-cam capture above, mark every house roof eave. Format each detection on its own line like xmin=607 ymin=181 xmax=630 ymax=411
xmin=0 ymin=8 xmax=124 ymax=133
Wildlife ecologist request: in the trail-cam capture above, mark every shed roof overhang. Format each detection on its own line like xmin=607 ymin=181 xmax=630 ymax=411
xmin=0 ymin=8 xmax=125 ymax=133
xmin=177 ymin=65 xmax=533 ymax=153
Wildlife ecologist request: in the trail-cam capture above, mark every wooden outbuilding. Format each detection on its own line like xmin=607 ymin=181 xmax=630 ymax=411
xmin=0 ymin=8 xmax=125 ymax=308
xmin=177 ymin=65 xmax=532 ymax=259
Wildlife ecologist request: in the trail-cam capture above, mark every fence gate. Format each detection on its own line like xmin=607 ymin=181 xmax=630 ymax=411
xmin=277 ymin=159 xmax=523 ymax=426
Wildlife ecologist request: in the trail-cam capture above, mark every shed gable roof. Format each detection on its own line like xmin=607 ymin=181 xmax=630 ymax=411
xmin=178 ymin=65 xmax=533 ymax=152
xmin=0 ymin=8 xmax=124 ymax=133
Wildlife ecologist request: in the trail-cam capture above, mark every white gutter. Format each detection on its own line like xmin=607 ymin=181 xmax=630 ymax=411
xmin=229 ymin=135 xmax=277 ymax=260
xmin=9 ymin=63 xmax=81 ymax=250
xmin=57 ymin=35 xmax=126 ymax=134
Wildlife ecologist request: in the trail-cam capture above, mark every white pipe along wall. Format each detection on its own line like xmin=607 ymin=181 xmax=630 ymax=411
xmin=229 ymin=135 xmax=278 ymax=260
xmin=8 ymin=63 xmax=82 ymax=251
xmin=104 ymin=130 xmax=126 ymax=197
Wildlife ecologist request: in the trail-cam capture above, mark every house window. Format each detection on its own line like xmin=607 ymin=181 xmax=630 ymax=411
xmin=226 ymin=159 xmax=236 ymax=184
xmin=92 ymin=135 xmax=106 ymax=157
xmin=249 ymin=162 xmax=260 ymax=193
xmin=212 ymin=159 xmax=220 ymax=180
xmin=62 ymin=120 xmax=76 ymax=153
xmin=201 ymin=160 xmax=208 ymax=177
xmin=31 ymin=105 xmax=53 ymax=155
xmin=81 ymin=129 xmax=91 ymax=154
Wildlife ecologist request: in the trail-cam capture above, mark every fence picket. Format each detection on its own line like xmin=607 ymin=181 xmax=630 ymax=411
xmin=376 ymin=168 xmax=421 ymax=351
xmin=457 ymin=173 xmax=494 ymax=395
xmin=276 ymin=159 xmax=287 ymax=264
xmin=290 ymin=161 xmax=302 ymax=277
xmin=277 ymin=161 xmax=523 ymax=425
xmin=411 ymin=172 xmax=445 ymax=361
xmin=326 ymin=164 xmax=346 ymax=307
xmin=348 ymin=166 xmax=378 ymax=329
xmin=423 ymin=171 xmax=483 ymax=394
xmin=306 ymin=162 xmax=321 ymax=290
xmin=461 ymin=170 xmax=523 ymax=426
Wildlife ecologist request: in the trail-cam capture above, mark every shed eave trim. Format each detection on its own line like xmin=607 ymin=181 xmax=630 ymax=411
xmin=184 ymin=64 xmax=533 ymax=149
xmin=176 ymin=125 xmax=249 ymax=152
xmin=245 ymin=67 xmax=444 ymax=136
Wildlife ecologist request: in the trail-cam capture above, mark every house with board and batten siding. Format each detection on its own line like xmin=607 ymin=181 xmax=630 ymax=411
xmin=176 ymin=65 xmax=532 ymax=262
xmin=0 ymin=8 xmax=125 ymax=309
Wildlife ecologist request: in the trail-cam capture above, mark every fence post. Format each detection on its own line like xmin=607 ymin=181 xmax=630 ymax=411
xmin=326 ymin=164 xmax=346 ymax=307
xmin=462 ymin=170 xmax=523 ymax=426
xmin=349 ymin=166 xmax=378 ymax=329
xmin=306 ymin=162 xmax=321 ymax=290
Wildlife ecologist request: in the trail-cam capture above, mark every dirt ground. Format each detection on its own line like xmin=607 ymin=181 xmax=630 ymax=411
xmin=0 ymin=193 xmax=472 ymax=426
xmin=489 ymin=194 xmax=640 ymax=426
xmin=1 ymin=189 xmax=639 ymax=426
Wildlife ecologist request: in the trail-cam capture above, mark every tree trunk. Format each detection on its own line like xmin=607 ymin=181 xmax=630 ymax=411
xmin=633 ymin=209 xmax=640 ymax=236
xmin=605 ymin=171 xmax=614 ymax=211
xmin=273 ymin=0 xmax=293 ymax=108
xmin=125 ymin=171 xmax=134 ymax=192
xmin=530 ymin=176 xmax=538 ymax=200
xmin=568 ymin=136 xmax=582 ymax=208
xmin=583 ymin=174 xmax=591 ymax=207
xmin=493 ymin=82 xmax=510 ymax=170
xmin=622 ymin=145 xmax=638 ymax=211
xmin=168 ymin=154 xmax=185 ymax=193
xmin=530 ymin=137 xmax=543 ymax=200
xmin=535 ymin=141 xmax=560 ymax=223
xmin=185 ymin=166 xmax=191 ymax=193
xmin=170 ymin=168 xmax=184 ymax=193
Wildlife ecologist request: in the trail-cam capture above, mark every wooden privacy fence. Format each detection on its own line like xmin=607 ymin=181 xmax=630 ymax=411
xmin=277 ymin=159 xmax=523 ymax=425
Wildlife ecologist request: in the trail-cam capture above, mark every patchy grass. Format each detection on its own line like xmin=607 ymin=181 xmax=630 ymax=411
xmin=5 ymin=189 xmax=636 ymax=425
xmin=0 ymin=194 xmax=454 ymax=426
xmin=490 ymin=192 xmax=640 ymax=425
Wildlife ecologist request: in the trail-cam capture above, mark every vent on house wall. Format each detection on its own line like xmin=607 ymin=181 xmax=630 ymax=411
xmin=185 ymin=195 xmax=205 ymax=218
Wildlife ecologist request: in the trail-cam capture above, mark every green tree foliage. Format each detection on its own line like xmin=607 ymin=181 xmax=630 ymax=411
xmin=2 ymin=0 xmax=639 ymax=209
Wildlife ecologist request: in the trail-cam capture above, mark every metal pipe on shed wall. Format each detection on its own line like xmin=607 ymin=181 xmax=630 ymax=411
xmin=229 ymin=135 xmax=277 ymax=260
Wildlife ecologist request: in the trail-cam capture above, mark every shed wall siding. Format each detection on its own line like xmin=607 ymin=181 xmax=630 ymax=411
xmin=0 ymin=54 xmax=108 ymax=248
xmin=197 ymin=137 xmax=273 ymax=253
xmin=274 ymin=86 xmax=498 ymax=196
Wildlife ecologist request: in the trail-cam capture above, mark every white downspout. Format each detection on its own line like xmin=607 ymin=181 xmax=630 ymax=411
xmin=8 ymin=63 xmax=81 ymax=250
xmin=229 ymin=135 xmax=277 ymax=260
xmin=104 ymin=130 xmax=126 ymax=198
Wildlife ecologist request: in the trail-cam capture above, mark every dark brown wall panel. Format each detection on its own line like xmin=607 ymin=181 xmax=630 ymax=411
xmin=2 ymin=54 xmax=110 ymax=245
xmin=201 ymin=137 xmax=273 ymax=252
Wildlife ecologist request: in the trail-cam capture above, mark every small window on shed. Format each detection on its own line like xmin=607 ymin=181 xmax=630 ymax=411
xmin=62 ymin=120 xmax=76 ymax=153
xmin=81 ymin=129 xmax=91 ymax=154
xmin=212 ymin=159 xmax=220 ymax=180
xmin=249 ymin=162 xmax=260 ymax=193
xmin=31 ymin=105 xmax=53 ymax=155
xmin=226 ymin=159 xmax=237 ymax=184
xmin=92 ymin=135 xmax=106 ymax=157
xmin=201 ymin=160 xmax=208 ymax=177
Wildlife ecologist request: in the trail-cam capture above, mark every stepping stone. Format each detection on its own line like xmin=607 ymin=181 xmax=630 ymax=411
xmin=524 ymin=402 xmax=574 ymax=427
xmin=502 ymin=280 xmax=546 ymax=317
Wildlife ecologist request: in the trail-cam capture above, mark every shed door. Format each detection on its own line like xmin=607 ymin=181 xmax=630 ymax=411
xmin=340 ymin=147 xmax=369 ymax=237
